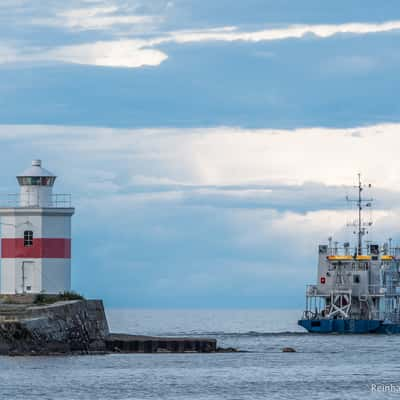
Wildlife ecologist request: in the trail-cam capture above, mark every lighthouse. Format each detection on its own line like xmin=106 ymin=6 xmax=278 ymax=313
xmin=0 ymin=160 xmax=74 ymax=294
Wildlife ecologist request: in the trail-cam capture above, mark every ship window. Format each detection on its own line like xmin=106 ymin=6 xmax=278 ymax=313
xmin=311 ymin=321 xmax=321 ymax=327
xmin=353 ymin=275 xmax=360 ymax=284
xmin=24 ymin=230 xmax=33 ymax=247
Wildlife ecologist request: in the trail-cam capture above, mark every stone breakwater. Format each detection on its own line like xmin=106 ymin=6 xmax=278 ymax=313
xmin=0 ymin=300 xmax=109 ymax=355
xmin=0 ymin=300 xmax=218 ymax=355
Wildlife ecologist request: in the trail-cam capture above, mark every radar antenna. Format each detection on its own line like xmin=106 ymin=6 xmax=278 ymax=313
xmin=346 ymin=173 xmax=373 ymax=255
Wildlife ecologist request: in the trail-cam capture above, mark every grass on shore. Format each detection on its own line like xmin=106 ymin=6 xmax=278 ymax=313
xmin=34 ymin=291 xmax=85 ymax=305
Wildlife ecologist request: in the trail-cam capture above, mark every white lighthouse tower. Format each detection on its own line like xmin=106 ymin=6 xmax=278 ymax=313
xmin=0 ymin=160 xmax=74 ymax=294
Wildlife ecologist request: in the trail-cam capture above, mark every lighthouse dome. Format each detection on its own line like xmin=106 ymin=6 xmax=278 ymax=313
xmin=17 ymin=160 xmax=56 ymax=186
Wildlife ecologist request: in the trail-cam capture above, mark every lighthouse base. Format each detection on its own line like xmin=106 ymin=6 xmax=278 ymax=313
xmin=0 ymin=299 xmax=109 ymax=355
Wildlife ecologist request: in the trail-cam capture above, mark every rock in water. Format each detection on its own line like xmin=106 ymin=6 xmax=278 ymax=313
xmin=282 ymin=347 xmax=296 ymax=353
xmin=216 ymin=347 xmax=239 ymax=352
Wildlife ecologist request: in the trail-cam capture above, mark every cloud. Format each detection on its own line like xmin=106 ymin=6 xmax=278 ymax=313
xmin=2 ymin=123 xmax=400 ymax=306
xmin=0 ymin=44 xmax=19 ymax=64
xmin=160 ymin=21 xmax=400 ymax=44
xmin=33 ymin=5 xmax=159 ymax=31
xmin=0 ymin=123 xmax=391 ymax=183
xmin=45 ymin=40 xmax=168 ymax=68
xmin=0 ymin=40 xmax=168 ymax=68
xmin=30 ymin=3 xmax=400 ymax=40
xmin=75 ymin=192 xmax=398 ymax=307
xmin=2 ymin=122 xmax=400 ymax=197
xmin=2 ymin=19 xmax=400 ymax=68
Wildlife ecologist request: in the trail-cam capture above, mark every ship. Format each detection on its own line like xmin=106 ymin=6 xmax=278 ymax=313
xmin=298 ymin=174 xmax=400 ymax=333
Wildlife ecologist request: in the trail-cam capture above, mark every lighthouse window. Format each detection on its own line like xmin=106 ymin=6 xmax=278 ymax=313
xmin=17 ymin=177 xmax=55 ymax=186
xmin=24 ymin=230 xmax=33 ymax=247
xmin=41 ymin=176 xmax=56 ymax=186
xmin=18 ymin=177 xmax=40 ymax=185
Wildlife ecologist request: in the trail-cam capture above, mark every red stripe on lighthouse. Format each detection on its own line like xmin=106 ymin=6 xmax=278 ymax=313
xmin=1 ymin=238 xmax=71 ymax=259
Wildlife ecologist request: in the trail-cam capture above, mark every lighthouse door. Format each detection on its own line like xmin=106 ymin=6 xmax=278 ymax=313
xmin=20 ymin=261 xmax=34 ymax=293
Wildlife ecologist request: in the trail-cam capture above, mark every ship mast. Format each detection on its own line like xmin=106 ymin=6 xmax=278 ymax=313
xmin=346 ymin=173 xmax=373 ymax=255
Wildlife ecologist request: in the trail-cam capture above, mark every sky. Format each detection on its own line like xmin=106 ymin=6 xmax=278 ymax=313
xmin=1 ymin=1 xmax=400 ymax=308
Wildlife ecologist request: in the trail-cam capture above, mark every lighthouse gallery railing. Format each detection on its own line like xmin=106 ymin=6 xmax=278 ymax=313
xmin=1 ymin=193 xmax=72 ymax=208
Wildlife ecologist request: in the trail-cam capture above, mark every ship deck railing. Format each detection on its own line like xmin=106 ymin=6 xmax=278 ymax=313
xmin=368 ymin=285 xmax=400 ymax=297
xmin=306 ymin=285 xmax=324 ymax=297
xmin=306 ymin=284 xmax=400 ymax=298
xmin=306 ymin=285 xmax=353 ymax=297
xmin=326 ymin=246 xmax=400 ymax=259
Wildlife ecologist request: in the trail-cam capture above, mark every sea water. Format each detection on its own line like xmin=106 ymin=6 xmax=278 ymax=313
xmin=0 ymin=309 xmax=399 ymax=400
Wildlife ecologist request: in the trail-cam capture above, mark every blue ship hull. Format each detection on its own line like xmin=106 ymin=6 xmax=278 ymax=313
xmin=298 ymin=319 xmax=400 ymax=334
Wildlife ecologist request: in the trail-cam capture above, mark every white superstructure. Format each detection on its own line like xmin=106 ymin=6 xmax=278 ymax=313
xmin=299 ymin=175 xmax=400 ymax=333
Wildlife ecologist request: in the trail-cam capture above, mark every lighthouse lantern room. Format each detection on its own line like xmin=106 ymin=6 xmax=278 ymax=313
xmin=0 ymin=160 xmax=74 ymax=294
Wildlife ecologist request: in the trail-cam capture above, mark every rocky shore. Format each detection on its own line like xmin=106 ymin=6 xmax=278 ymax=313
xmin=0 ymin=298 xmax=222 ymax=355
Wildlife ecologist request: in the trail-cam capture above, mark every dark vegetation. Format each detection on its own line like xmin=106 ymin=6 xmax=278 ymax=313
xmin=34 ymin=291 xmax=85 ymax=304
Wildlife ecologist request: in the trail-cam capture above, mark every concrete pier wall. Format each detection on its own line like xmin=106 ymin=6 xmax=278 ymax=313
xmin=0 ymin=300 xmax=220 ymax=355
xmin=106 ymin=333 xmax=217 ymax=353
